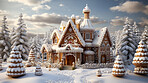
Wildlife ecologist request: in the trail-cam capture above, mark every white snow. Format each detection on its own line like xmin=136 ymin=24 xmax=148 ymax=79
xmin=0 ymin=62 xmax=148 ymax=83
xmin=84 ymin=50 xmax=95 ymax=55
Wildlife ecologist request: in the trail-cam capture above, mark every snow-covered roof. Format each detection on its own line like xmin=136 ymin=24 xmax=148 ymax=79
xmin=41 ymin=44 xmax=52 ymax=53
xmin=76 ymin=19 xmax=81 ymax=24
xmin=83 ymin=4 xmax=91 ymax=13
xmin=51 ymin=29 xmax=61 ymax=39
xmin=58 ymin=20 xmax=85 ymax=47
xmin=84 ymin=50 xmax=95 ymax=55
xmin=56 ymin=44 xmax=83 ymax=53
xmin=71 ymin=14 xmax=76 ymax=19
xmin=80 ymin=19 xmax=94 ymax=30
xmin=92 ymin=27 xmax=112 ymax=46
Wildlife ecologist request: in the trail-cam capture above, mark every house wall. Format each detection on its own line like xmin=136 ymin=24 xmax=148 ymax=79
xmin=98 ymin=32 xmax=111 ymax=63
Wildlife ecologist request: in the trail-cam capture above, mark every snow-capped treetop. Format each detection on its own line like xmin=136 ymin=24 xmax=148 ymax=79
xmin=138 ymin=39 xmax=146 ymax=45
xmin=71 ymin=14 xmax=76 ymax=19
xmin=124 ymin=17 xmax=131 ymax=25
xmin=83 ymin=4 xmax=91 ymax=13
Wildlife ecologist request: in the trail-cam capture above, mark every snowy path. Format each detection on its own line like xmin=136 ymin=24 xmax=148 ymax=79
xmin=0 ymin=62 xmax=148 ymax=83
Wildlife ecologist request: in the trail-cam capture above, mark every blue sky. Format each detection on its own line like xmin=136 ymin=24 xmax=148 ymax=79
xmin=0 ymin=0 xmax=148 ymax=34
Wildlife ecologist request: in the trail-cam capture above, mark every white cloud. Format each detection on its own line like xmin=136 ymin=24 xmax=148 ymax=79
xmin=24 ymin=13 xmax=68 ymax=24
xmin=90 ymin=16 xmax=106 ymax=24
xmin=0 ymin=10 xmax=9 ymax=16
xmin=110 ymin=1 xmax=148 ymax=15
xmin=138 ymin=18 xmax=148 ymax=27
xmin=32 ymin=5 xmax=51 ymax=11
xmin=32 ymin=5 xmax=43 ymax=11
xmin=8 ymin=0 xmax=51 ymax=6
xmin=59 ymin=4 xmax=64 ymax=7
xmin=44 ymin=5 xmax=51 ymax=10
xmin=110 ymin=17 xmax=133 ymax=26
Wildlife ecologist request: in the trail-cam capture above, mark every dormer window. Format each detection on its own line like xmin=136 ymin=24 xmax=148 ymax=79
xmin=85 ymin=33 xmax=90 ymax=39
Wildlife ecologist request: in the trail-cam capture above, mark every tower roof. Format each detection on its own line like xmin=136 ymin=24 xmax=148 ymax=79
xmin=83 ymin=4 xmax=91 ymax=13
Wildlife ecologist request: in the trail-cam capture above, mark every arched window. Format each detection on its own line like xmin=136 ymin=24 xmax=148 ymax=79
xmin=43 ymin=53 xmax=47 ymax=60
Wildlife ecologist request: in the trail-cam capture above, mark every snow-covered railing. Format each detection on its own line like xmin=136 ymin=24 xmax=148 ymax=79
xmin=42 ymin=62 xmax=61 ymax=68
xmin=78 ymin=63 xmax=114 ymax=69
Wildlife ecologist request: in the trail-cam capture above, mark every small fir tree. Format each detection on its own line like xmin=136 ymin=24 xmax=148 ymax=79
xmin=132 ymin=39 xmax=148 ymax=75
xmin=112 ymin=52 xmax=125 ymax=77
xmin=6 ymin=46 xmax=25 ymax=77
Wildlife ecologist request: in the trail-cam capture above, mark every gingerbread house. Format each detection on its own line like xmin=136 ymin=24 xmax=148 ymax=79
xmin=41 ymin=4 xmax=112 ymax=66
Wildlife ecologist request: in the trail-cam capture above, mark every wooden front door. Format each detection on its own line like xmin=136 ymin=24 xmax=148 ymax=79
xmin=66 ymin=55 xmax=75 ymax=65
xmin=101 ymin=55 xmax=106 ymax=63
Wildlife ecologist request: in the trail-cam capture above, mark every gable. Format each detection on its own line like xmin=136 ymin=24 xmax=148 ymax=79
xmin=58 ymin=20 xmax=85 ymax=47
xmin=101 ymin=30 xmax=112 ymax=47
xmin=59 ymin=22 xmax=82 ymax=47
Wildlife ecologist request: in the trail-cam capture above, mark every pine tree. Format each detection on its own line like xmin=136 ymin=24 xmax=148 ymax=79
xmin=142 ymin=26 xmax=148 ymax=48
xmin=132 ymin=39 xmax=148 ymax=75
xmin=28 ymin=49 xmax=36 ymax=62
xmin=112 ymin=52 xmax=125 ymax=77
xmin=119 ymin=17 xmax=137 ymax=65
xmin=132 ymin=22 xmax=141 ymax=44
xmin=6 ymin=46 xmax=25 ymax=77
xmin=30 ymin=35 xmax=41 ymax=56
xmin=11 ymin=14 xmax=29 ymax=60
xmin=0 ymin=54 xmax=3 ymax=71
xmin=0 ymin=16 xmax=11 ymax=61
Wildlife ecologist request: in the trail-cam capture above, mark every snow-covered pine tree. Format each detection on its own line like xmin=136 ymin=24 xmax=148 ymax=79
xmin=0 ymin=16 xmax=11 ymax=61
xmin=142 ymin=26 xmax=148 ymax=48
xmin=119 ymin=17 xmax=137 ymax=65
xmin=28 ymin=49 xmax=35 ymax=62
xmin=30 ymin=35 xmax=41 ymax=56
xmin=112 ymin=51 xmax=125 ymax=77
xmin=11 ymin=14 xmax=29 ymax=60
xmin=132 ymin=39 xmax=148 ymax=75
xmin=0 ymin=54 xmax=3 ymax=71
xmin=6 ymin=46 xmax=25 ymax=77
xmin=10 ymin=27 xmax=15 ymax=40
xmin=132 ymin=22 xmax=141 ymax=44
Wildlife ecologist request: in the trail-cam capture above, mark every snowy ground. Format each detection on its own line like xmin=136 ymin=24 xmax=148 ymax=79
xmin=0 ymin=62 xmax=148 ymax=83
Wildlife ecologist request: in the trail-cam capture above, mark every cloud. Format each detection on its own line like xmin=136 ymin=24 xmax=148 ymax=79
xmin=32 ymin=5 xmax=43 ymax=11
xmin=32 ymin=5 xmax=51 ymax=11
xmin=24 ymin=13 xmax=68 ymax=24
xmin=90 ymin=16 xmax=106 ymax=24
xmin=8 ymin=0 xmax=51 ymax=6
xmin=110 ymin=17 xmax=133 ymax=26
xmin=110 ymin=1 xmax=148 ymax=15
xmin=0 ymin=10 xmax=9 ymax=16
xmin=59 ymin=4 xmax=64 ymax=7
xmin=138 ymin=18 xmax=148 ymax=27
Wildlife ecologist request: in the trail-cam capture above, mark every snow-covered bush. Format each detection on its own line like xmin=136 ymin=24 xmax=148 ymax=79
xmin=35 ymin=65 xmax=43 ymax=76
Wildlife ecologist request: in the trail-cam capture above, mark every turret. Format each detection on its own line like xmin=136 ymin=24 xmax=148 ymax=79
xmin=83 ymin=4 xmax=90 ymax=19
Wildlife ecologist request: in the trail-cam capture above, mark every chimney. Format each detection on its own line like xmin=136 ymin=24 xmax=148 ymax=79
xmin=71 ymin=14 xmax=76 ymax=24
xmin=76 ymin=19 xmax=81 ymax=31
